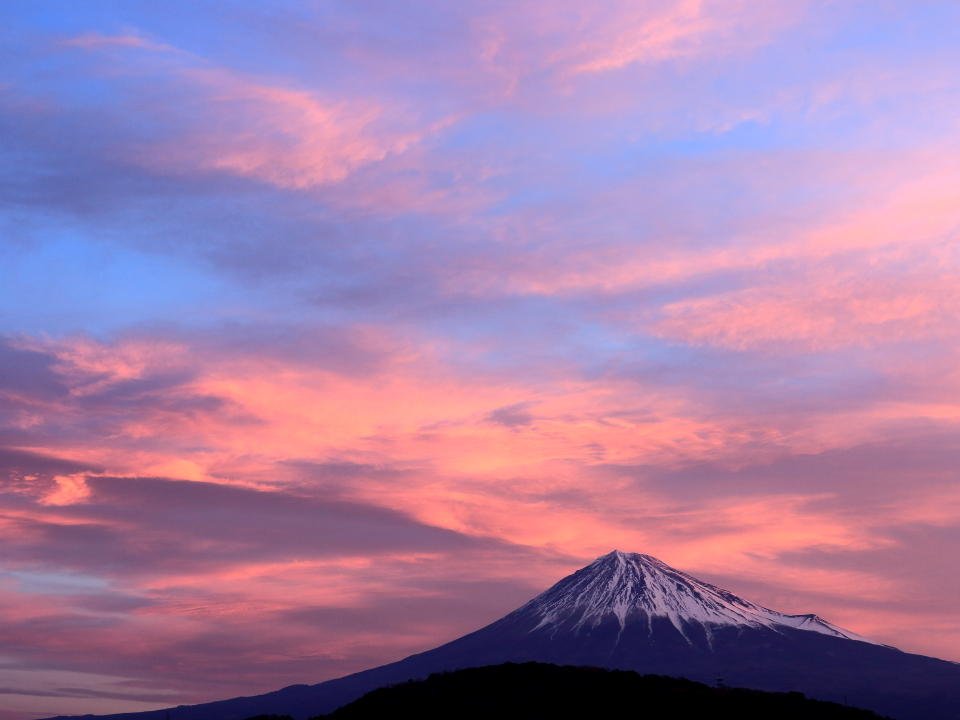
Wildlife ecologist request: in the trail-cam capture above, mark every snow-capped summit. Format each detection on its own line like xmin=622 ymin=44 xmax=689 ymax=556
xmin=512 ymin=550 xmax=880 ymax=645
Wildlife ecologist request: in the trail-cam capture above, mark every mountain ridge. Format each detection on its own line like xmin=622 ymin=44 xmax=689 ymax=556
xmin=43 ymin=551 xmax=960 ymax=720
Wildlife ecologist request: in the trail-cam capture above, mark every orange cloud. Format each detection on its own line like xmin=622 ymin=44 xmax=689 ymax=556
xmin=40 ymin=474 xmax=92 ymax=506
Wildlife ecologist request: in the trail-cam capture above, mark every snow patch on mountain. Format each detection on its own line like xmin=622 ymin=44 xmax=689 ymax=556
xmin=515 ymin=551 xmax=881 ymax=646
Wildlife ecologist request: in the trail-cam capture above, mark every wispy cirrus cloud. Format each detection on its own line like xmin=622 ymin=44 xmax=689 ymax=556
xmin=560 ymin=0 xmax=804 ymax=74
xmin=59 ymin=34 xmax=430 ymax=189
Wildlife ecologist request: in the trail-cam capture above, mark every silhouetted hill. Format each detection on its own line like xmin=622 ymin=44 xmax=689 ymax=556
xmin=311 ymin=662 xmax=889 ymax=720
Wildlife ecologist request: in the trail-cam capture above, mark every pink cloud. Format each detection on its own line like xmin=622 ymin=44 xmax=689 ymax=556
xmin=158 ymin=69 xmax=422 ymax=188
xmin=6 ymin=325 xmax=960 ymax=707
xmin=39 ymin=474 xmax=91 ymax=506
xmin=654 ymin=266 xmax=960 ymax=351
xmin=642 ymin=156 xmax=960 ymax=351
xmin=64 ymin=35 xmax=432 ymax=189
xmin=3 ymin=329 xmax=954 ymax=568
xmin=465 ymin=0 xmax=805 ymax=91
xmin=561 ymin=0 xmax=804 ymax=74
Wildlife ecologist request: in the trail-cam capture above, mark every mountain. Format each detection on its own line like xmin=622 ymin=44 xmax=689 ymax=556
xmin=46 ymin=551 xmax=960 ymax=720
xmin=506 ymin=550 xmax=880 ymax=645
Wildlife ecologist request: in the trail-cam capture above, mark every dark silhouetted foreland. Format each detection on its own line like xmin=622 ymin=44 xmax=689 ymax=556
xmin=307 ymin=662 xmax=888 ymax=720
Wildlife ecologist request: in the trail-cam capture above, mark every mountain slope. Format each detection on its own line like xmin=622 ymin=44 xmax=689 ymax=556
xmin=46 ymin=551 xmax=960 ymax=720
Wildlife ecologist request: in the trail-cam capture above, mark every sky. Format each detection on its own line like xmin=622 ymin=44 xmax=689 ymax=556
xmin=3 ymin=0 xmax=960 ymax=717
